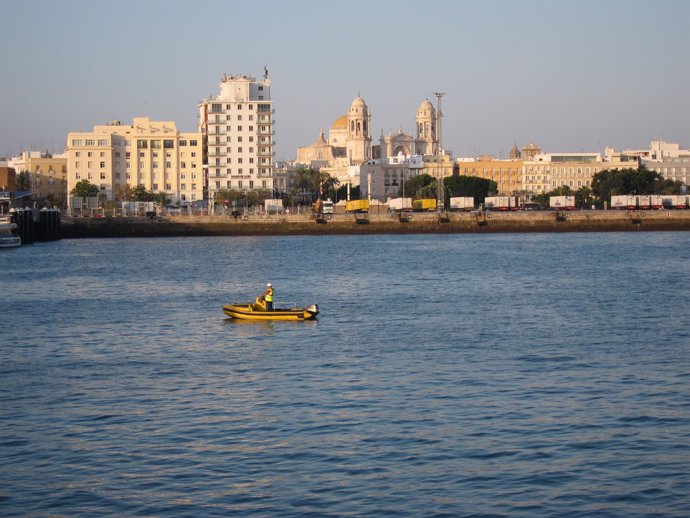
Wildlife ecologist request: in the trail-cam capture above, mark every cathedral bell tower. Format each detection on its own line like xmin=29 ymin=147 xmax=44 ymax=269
xmin=415 ymin=99 xmax=437 ymax=156
xmin=346 ymin=95 xmax=372 ymax=164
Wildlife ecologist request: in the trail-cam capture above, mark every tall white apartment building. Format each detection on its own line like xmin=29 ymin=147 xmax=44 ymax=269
xmin=66 ymin=118 xmax=204 ymax=204
xmin=198 ymin=72 xmax=275 ymax=200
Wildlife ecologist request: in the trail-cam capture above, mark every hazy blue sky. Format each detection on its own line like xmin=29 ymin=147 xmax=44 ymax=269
xmin=1 ymin=0 xmax=688 ymax=160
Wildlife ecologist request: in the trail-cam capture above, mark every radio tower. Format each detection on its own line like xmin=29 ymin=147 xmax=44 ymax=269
xmin=433 ymin=92 xmax=446 ymax=211
xmin=433 ymin=92 xmax=445 ymax=154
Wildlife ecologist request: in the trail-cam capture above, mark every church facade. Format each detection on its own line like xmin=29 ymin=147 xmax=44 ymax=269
xmin=296 ymin=96 xmax=449 ymax=189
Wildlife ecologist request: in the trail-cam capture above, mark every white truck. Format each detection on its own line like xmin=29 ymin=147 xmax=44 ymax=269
xmin=387 ymin=197 xmax=412 ymax=212
xmin=322 ymin=198 xmax=334 ymax=214
xmin=662 ymin=195 xmax=688 ymax=209
xmin=264 ymin=199 xmax=284 ymax=215
xmin=484 ymin=196 xmax=516 ymax=211
xmin=610 ymin=195 xmax=637 ymax=210
xmin=549 ymin=195 xmax=576 ymax=210
xmin=449 ymin=196 xmax=474 ymax=211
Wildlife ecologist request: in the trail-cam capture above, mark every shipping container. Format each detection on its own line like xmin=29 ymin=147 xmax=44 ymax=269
xmin=650 ymin=195 xmax=663 ymax=210
xmin=387 ymin=197 xmax=412 ymax=212
xmin=449 ymin=197 xmax=474 ymax=211
xmin=345 ymin=199 xmax=370 ymax=213
xmin=412 ymin=199 xmax=437 ymax=212
xmin=637 ymin=195 xmax=651 ymax=210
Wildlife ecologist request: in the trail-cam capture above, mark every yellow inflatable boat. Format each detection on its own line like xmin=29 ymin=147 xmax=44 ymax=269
xmin=223 ymin=297 xmax=319 ymax=321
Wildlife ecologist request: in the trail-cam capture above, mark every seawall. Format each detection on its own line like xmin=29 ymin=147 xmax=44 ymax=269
xmin=60 ymin=210 xmax=690 ymax=238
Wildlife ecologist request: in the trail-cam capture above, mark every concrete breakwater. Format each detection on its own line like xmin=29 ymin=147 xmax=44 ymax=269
xmin=60 ymin=210 xmax=690 ymax=238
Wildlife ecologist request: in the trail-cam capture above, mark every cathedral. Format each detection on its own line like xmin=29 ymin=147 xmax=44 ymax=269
xmin=296 ymin=95 xmax=445 ymax=185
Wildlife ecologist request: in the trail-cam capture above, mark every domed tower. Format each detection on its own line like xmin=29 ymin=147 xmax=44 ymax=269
xmin=509 ymin=143 xmax=521 ymax=159
xmin=346 ymin=95 xmax=372 ymax=163
xmin=415 ymin=99 xmax=437 ymax=155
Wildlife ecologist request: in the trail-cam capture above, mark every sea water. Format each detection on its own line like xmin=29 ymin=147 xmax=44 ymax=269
xmin=1 ymin=232 xmax=689 ymax=516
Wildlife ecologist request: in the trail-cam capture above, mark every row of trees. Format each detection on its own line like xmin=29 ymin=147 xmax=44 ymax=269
xmin=531 ymin=167 xmax=685 ymax=208
xmin=399 ymin=174 xmax=497 ymax=205
xmin=71 ymin=180 xmax=171 ymax=207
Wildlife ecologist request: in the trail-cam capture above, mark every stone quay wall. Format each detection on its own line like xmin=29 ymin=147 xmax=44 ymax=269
xmin=59 ymin=210 xmax=690 ymax=239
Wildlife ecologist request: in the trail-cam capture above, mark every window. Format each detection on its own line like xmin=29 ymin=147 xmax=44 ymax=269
xmin=85 ymin=139 xmax=95 ymax=146
xmin=98 ymin=139 xmax=108 ymax=146
xmin=164 ymin=140 xmax=174 ymax=148
xmin=137 ymin=140 xmax=148 ymax=149
xmin=179 ymin=140 xmax=187 ymax=146
xmin=189 ymin=140 xmax=198 ymax=146
xmin=100 ymin=173 xmax=106 ymax=180
xmin=72 ymin=139 xmax=82 ymax=146
xmin=100 ymin=161 xmax=106 ymax=168
xmin=211 ymin=103 xmax=222 ymax=113
xmin=151 ymin=140 xmax=161 ymax=149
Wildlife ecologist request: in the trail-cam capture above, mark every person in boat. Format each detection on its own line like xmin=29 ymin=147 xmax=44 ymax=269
xmin=261 ymin=283 xmax=274 ymax=311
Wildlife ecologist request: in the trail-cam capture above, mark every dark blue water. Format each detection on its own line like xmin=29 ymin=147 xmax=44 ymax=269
xmin=1 ymin=233 xmax=689 ymax=517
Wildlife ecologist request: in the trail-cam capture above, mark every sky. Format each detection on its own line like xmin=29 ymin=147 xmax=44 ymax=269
xmin=1 ymin=0 xmax=688 ymax=160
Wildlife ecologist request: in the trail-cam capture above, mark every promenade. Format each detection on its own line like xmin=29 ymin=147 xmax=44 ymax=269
xmin=60 ymin=210 xmax=690 ymax=238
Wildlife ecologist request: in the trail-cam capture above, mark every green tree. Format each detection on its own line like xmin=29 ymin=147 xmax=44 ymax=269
xmin=132 ymin=184 xmax=155 ymax=201
xmin=400 ymin=173 xmax=435 ymax=199
xmin=153 ymin=191 xmax=170 ymax=211
xmin=443 ymin=175 xmax=497 ymax=203
xmin=16 ymin=172 xmax=32 ymax=192
xmin=116 ymin=184 xmax=134 ymax=201
xmin=576 ymin=186 xmax=593 ymax=209
xmin=335 ymin=183 xmax=360 ymax=201
xmin=319 ymin=172 xmax=340 ymax=200
xmin=70 ymin=179 xmax=99 ymax=197
xmin=591 ymin=166 xmax=664 ymax=202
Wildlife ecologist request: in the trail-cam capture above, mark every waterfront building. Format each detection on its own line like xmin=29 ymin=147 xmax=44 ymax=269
xmin=66 ymin=118 xmax=203 ymax=205
xmin=522 ymin=151 xmax=636 ymax=197
xmin=0 ymin=166 xmax=16 ymax=193
xmin=9 ymin=151 xmax=67 ymax=205
xmin=198 ymin=72 xmax=275 ymax=201
xmin=606 ymin=140 xmax=689 ymax=190
xmin=456 ymin=155 xmax=524 ymax=196
xmin=359 ymin=154 xmax=424 ymax=201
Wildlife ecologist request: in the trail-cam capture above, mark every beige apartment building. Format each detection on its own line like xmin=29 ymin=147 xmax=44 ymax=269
xmin=456 ymin=156 xmax=524 ymax=195
xmin=523 ymin=152 xmax=636 ymax=196
xmin=198 ymin=72 xmax=275 ymax=201
xmin=66 ymin=118 xmax=203 ymax=205
xmin=607 ymin=140 xmax=690 ymax=189
xmin=10 ymin=151 xmax=68 ymax=204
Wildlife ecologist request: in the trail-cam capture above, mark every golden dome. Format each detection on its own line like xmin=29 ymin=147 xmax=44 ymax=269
xmin=331 ymin=115 xmax=348 ymax=130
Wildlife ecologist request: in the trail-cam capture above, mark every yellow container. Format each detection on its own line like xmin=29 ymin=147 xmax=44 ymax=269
xmin=346 ymin=199 xmax=370 ymax=213
xmin=412 ymin=199 xmax=437 ymax=211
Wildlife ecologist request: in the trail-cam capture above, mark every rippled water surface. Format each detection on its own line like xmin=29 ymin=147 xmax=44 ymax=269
xmin=2 ymin=233 xmax=690 ymax=516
